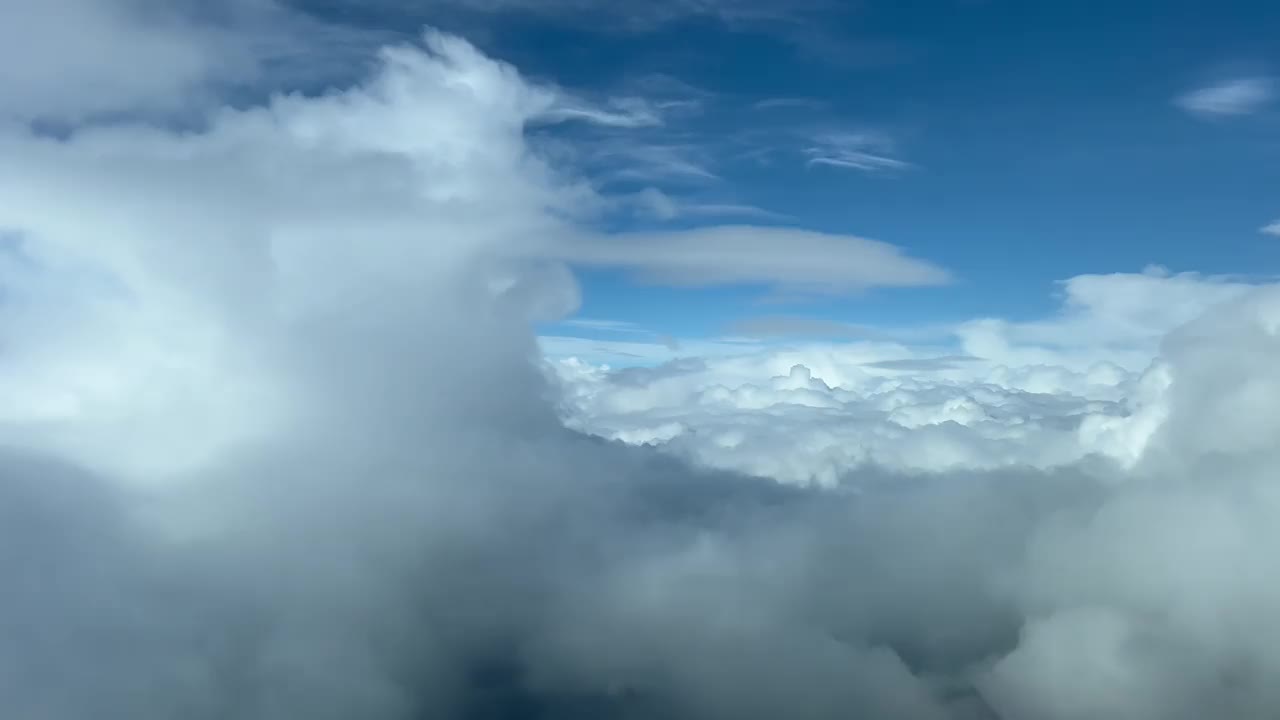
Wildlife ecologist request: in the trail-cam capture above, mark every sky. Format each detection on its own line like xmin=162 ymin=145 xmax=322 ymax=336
xmin=7 ymin=2 xmax=1280 ymax=719
xmin=280 ymin=0 xmax=1280 ymax=349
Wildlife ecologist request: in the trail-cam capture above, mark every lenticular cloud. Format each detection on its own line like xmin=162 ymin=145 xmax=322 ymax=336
xmin=4 ymin=28 xmax=1280 ymax=720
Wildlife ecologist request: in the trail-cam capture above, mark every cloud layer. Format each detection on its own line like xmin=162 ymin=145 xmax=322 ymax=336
xmin=5 ymin=18 xmax=1280 ymax=720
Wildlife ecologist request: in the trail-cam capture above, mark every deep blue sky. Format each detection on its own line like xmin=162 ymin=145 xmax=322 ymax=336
xmin=297 ymin=0 xmax=1280 ymax=340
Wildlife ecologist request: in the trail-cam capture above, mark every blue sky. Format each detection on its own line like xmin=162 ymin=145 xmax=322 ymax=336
xmin=289 ymin=0 xmax=1280 ymax=345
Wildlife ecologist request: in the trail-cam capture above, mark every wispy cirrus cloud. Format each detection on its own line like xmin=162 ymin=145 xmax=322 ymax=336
xmin=752 ymin=97 xmax=828 ymax=111
xmin=560 ymin=318 xmax=649 ymax=333
xmin=596 ymin=141 xmax=721 ymax=184
xmin=542 ymin=96 xmax=665 ymax=128
xmin=803 ymin=131 xmax=910 ymax=173
xmin=729 ymin=315 xmax=952 ymax=343
xmin=1176 ymin=76 xmax=1274 ymax=117
xmin=631 ymin=187 xmax=785 ymax=222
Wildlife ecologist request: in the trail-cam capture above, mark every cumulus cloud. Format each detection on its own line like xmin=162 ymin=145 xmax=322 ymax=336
xmin=551 ymin=348 xmax=1127 ymax=485
xmin=954 ymin=268 xmax=1258 ymax=373
xmin=1261 ymin=220 xmax=1280 ymax=237
xmin=7 ymin=14 xmax=1280 ymax=720
xmin=550 ymin=269 xmax=1270 ymax=483
xmin=1176 ymin=76 xmax=1274 ymax=116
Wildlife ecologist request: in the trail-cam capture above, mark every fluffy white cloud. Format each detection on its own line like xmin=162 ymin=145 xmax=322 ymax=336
xmin=550 ymin=268 xmax=1267 ymax=484
xmin=1176 ymin=76 xmax=1274 ymax=116
xmin=955 ymin=267 xmax=1257 ymax=372
xmin=7 ymin=16 xmax=1280 ymax=720
xmin=551 ymin=349 xmax=1127 ymax=485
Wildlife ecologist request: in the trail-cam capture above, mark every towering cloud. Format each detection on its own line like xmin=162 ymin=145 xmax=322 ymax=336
xmin=3 ymin=17 xmax=1280 ymax=720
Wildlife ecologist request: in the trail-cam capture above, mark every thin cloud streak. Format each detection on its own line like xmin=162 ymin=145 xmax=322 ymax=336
xmin=803 ymin=131 xmax=910 ymax=173
xmin=1176 ymin=76 xmax=1274 ymax=116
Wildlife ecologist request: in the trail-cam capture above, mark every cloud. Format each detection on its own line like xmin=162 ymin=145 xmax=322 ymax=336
xmin=630 ymin=187 xmax=784 ymax=222
xmin=540 ymin=335 xmax=755 ymax=366
xmin=561 ymin=318 xmax=649 ymax=333
xmin=551 ymin=347 xmax=1128 ymax=484
xmin=1261 ymin=220 xmax=1280 ymax=237
xmin=0 ymin=0 xmax=394 ymax=123
xmin=860 ymin=355 xmax=984 ymax=371
xmin=541 ymin=96 xmax=666 ymax=128
xmin=9 ymin=16 xmax=1280 ymax=720
xmin=550 ymin=268 xmax=1268 ymax=483
xmin=1176 ymin=76 xmax=1274 ymax=116
xmin=728 ymin=315 xmax=950 ymax=343
xmin=731 ymin=315 xmax=887 ymax=340
xmin=804 ymin=132 xmax=909 ymax=173
xmin=953 ymin=268 xmax=1260 ymax=373
xmin=0 ymin=0 xmax=247 ymax=121
xmin=586 ymin=140 xmax=721 ymax=184
xmin=753 ymin=97 xmax=828 ymax=111
xmin=553 ymin=225 xmax=951 ymax=293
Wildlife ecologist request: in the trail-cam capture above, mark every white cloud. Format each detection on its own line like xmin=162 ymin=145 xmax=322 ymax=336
xmin=0 ymin=0 xmax=243 ymax=120
xmin=560 ymin=318 xmax=647 ymax=333
xmin=728 ymin=314 xmax=949 ymax=342
xmin=630 ymin=187 xmax=783 ymax=222
xmin=9 ymin=15 xmax=1280 ymax=720
xmin=552 ymin=225 xmax=950 ymax=292
xmin=540 ymin=335 xmax=749 ymax=366
xmin=954 ymin=268 xmax=1259 ymax=372
xmin=1261 ymin=220 xmax=1280 ymax=237
xmin=804 ymin=131 xmax=909 ymax=173
xmin=1176 ymin=76 xmax=1274 ymax=116
xmin=587 ymin=140 xmax=721 ymax=184
xmin=0 ymin=0 xmax=390 ymax=123
xmin=753 ymin=97 xmax=827 ymax=111
xmin=550 ymin=345 xmax=1128 ymax=484
xmin=542 ymin=96 xmax=666 ymax=128
xmin=549 ymin=269 xmax=1269 ymax=484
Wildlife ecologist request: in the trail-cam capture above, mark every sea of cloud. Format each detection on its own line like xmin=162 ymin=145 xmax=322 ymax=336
xmin=3 ymin=12 xmax=1280 ymax=720
xmin=549 ymin=267 xmax=1260 ymax=484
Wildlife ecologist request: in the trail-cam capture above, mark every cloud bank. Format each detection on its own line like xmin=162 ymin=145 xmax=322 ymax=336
xmin=5 ymin=16 xmax=1280 ymax=720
